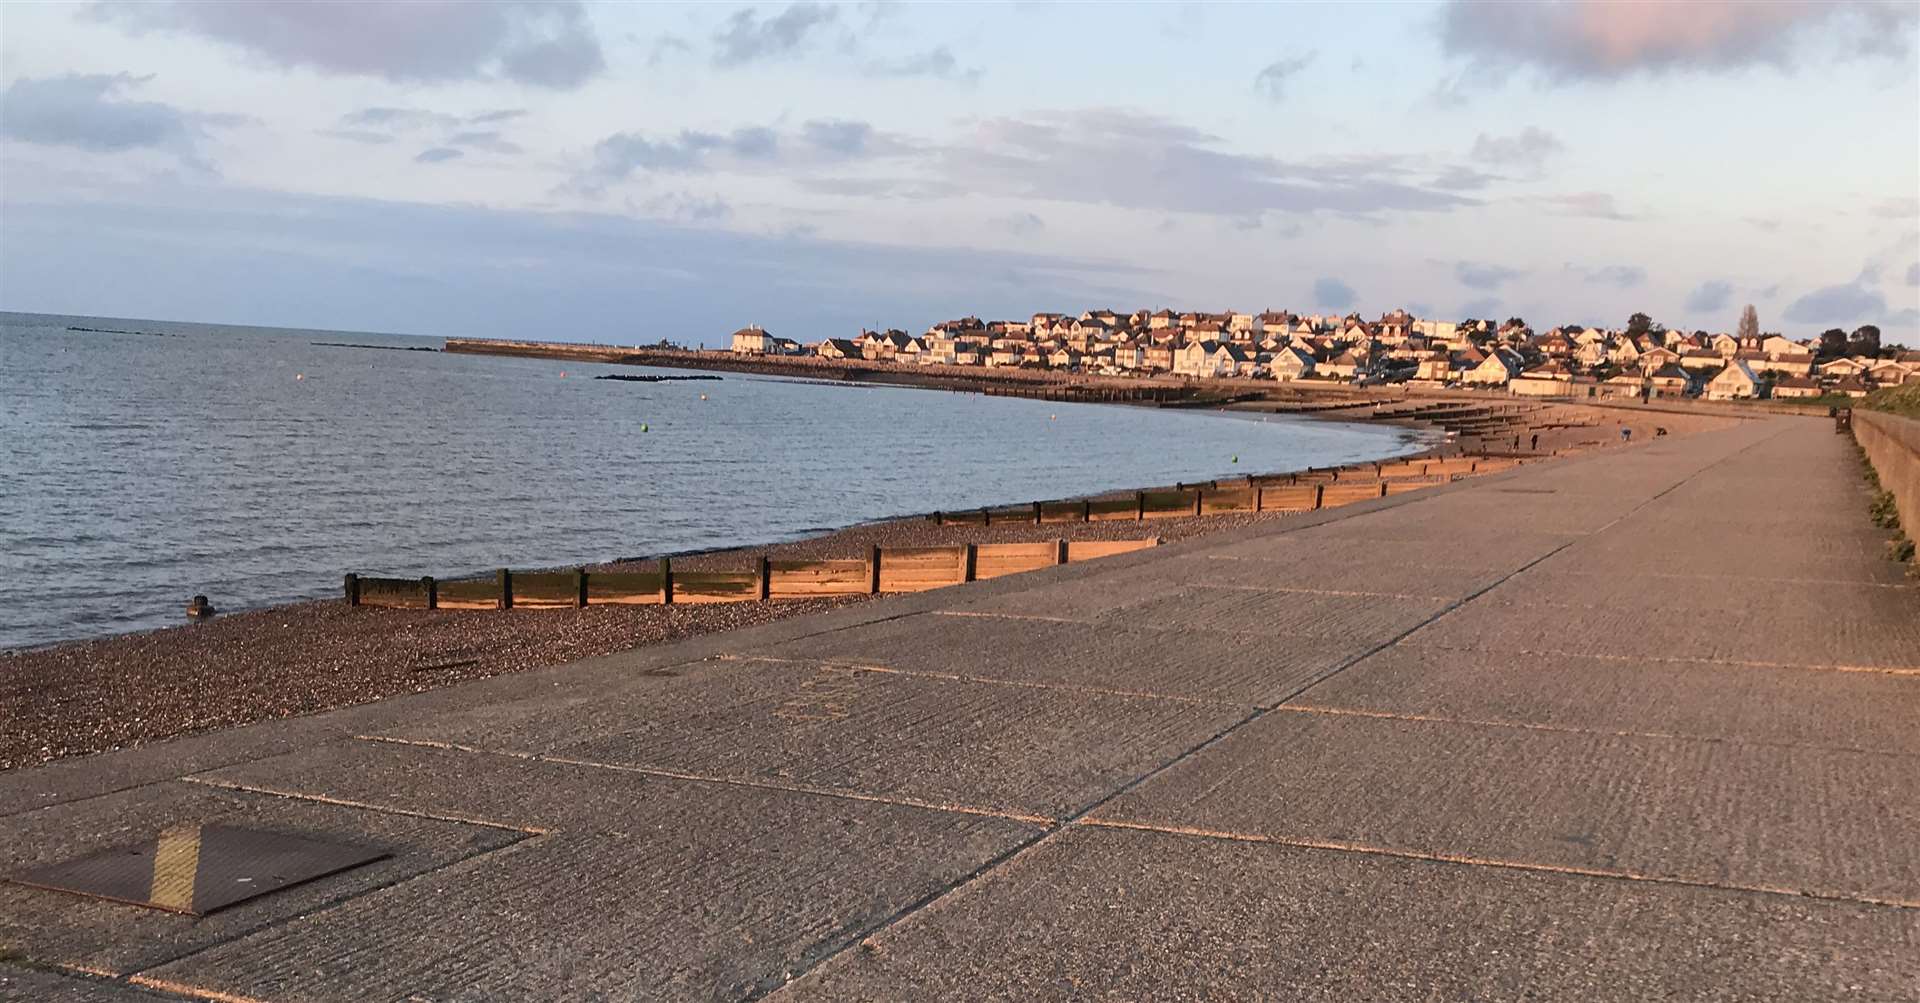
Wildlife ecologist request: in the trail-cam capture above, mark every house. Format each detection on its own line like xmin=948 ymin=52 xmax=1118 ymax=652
xmin=1318 ymin=351 xmax=1363 ymax=381
xmin=1143 ymin=345 xmax=1174 ymax=371
xmin=1647 ymin=364 xmax=1696 ymax=397
xmin=1760 ymin=335 xmax=1801 ymax=358
xmin=1704 ymin=360 xmax=1763 ymax=400
xmin=1147 ymin=309 xmax=1176 ymax=330
xmin=1601 ymin=371 xmax=1648 ymax=398
xmin=730 ymin=325 xmax=773 ymax=354
xmin=1710 ymin=333 xmax=1740 ymax=357
xmin=1818 ymin=356 xmax=1869 ymax=378
xmin=1216 ymin=342 xmax=1259 ymax=377
xmin=1637 ymin=346 xmax=1680 ymax=372
xmin=1465 ymin=348 xmax=1525 ymax=386
xmin=816 ymin=338 xmax=861 ymax=360
xmin=769 ymin=337 xmax=803 ymax=356
xmin=1173 ymin=340 xmax=1223 ymax=378
xmin=1109 ymin=345 xmax=1145 ymax=371
xmin=1679 ymin=350 xmax=1726 ymax=371
xmin=1771 ymin=376 xmax=1824 ymax=399
xmin=1866 ymin=360 xmax=1911 ymax=386
xmin=1048 ymin=347 xmax=1082 ymax=370
xmin=1754 ymin=353 xmax=1814 ymax=377
xmin=1832 ymin=375 xmax=1871 ymax=398
xmin=1270 ymin=345 xmax=1317 ymax=382
xmin=1511 ymin=361 xmax=1575 ymax=397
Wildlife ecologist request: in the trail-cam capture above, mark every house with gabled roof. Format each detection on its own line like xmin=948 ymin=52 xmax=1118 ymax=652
xmin=1465 ymin=347 xmax=1525 ymax=386
xmin=1704 ymin=359 xmax=1762 ymax=400
xmin=1270 ymin=345 xmax=1317 ymax=382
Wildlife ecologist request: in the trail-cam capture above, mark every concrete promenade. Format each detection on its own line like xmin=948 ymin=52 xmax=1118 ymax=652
xmin=4 ymin=417 xmax=1917 ymax=1001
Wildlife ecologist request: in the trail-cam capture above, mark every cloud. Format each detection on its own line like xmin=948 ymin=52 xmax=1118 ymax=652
xmin=1683 ymin=279 xmax=1734 ymax=312
xmin=468 ymin=109 xmax=527 ymax=125
xmin=646 ymin=192 xmax=733 ymax=223
xmin=590 ymin=126 xmax=781 ymax=178
xmin=1428 ymin=165 xmax=1503 ymax=191
xmin=647 ymin=34 xmax=694 ymax=67
xmin=0 ymin=74 xmax=245 ymax=165
xmin=993 ymin=212 xmax=1046 ymax=236
xmin=1783 ymin=281 xmax=1888 ymax=324
xmin=1907 ymin=263 xmax=1920 ymax=287
xmin=1313 ymin=277 xmax=1356 ymax=310
xmin=800 ymin=119 xmax=873 ymax=156
xmin=1438 ymin=0 xmax=1918 ymax=81
xmin=1253 ymin=54 xmax=1315 ymax=101
xmin=937 ymin=108 xmax=1477 ymax=218
xmin=712 ymin=3 xmax=838 ymax=66
xmin=0 ymin=185 xmax=1155 ymax=344
xmin=868 ymin=45 xmax=982 ymax=83
xmin=95 ymin=0 xmax=605 ymax=88
xmin=1469 ymin=126 xmax=1563 ymax=168
xmin=446 ymin=131 xmax=524 ymax=155
xmin=1535 ymin=191 xmax=1634 ymax=221
xmin=415 ymin=147 xmax=463 ymax=164
xmin=1872 ymin=197 xmax=1920 ymax=220
xmin=1455 ymin=261 xmax=1522 ymax=290
xmin=1458 ymin=297 xmax=1502 ymax=319
xmin=1569 ymin=264 xmax=1647 ymax=288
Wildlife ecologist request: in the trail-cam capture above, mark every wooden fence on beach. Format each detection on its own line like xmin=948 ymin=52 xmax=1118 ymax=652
xmin=931 ymin=455 xmax=1524 ymax=526
xmin=345 ymin=538 xmax=1160 ymax=611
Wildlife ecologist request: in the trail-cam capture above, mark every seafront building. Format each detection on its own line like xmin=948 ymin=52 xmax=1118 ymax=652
xmin=725 ymin=308 xmax=1920 ymax=400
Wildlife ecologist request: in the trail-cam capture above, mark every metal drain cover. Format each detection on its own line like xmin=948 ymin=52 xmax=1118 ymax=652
xmin=6 ymin=824 xmax=389 ymax=915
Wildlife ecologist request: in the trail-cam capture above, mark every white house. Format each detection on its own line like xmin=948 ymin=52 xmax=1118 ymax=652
xmin=730 ymin=325 xmax=773 ymax=354
xmin=1704 ymin=360 xmax=1763 ymax=400
xmin=1270 ymin=346 xmax=1316 ymax=382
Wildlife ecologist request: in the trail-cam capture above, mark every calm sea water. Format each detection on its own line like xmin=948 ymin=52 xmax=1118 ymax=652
xmin=0 ymin=312 xmax=1425 ymax=649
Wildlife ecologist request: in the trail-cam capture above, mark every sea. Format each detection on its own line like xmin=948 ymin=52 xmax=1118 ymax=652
xmin=0 ymin=312 xmax=1428 ymax=650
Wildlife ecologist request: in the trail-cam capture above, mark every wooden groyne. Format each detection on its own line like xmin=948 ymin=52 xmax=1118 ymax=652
xmin=345 ymin=538 xmax=1161 ymax=610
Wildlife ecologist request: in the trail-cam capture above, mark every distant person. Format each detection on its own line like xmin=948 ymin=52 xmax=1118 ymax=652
xmin=1529 ymin=433 xmax=1539 ymax=451
xmin=1620 ymin=427 xmax=1632 ymax=444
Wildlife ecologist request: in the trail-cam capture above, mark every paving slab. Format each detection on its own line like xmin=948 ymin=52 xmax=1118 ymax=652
xmin=769 ymin=825 xmax=1920 ymax=1003
xmin=1406 ymin=590 xmax=1920 ymax=668
xmin=153 ymin=743 xmax=1038 ymax=1002
xmin=0 ymin=779 xmax=524 ymax=976
xmin=358 ymin=658 xmax=1246 ymax=818
xmin=1092 ymin=709 xmax=1920 ymax=904
xmin=746 ymin=612 xmax=1361 ymax=706
xmin=1145 ymin=550 xmax=1513 ymax=599
xmin=1289 ymin=645 xmax=1920 ymax=754
xmin=0 ymin=965 xmax=175 ymax=1002
xmin=1105 ymin=583 xmax=1455 ymax=644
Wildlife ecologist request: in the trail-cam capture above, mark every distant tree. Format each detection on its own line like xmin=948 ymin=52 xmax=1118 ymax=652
xmin=1626 ymin=312 xmax=1654 ymax=339
xmin=1849 ymin=325 xmax=1882 ymax=356
xmin=1736 ymin=304 xmax=1759 ymax=342
xmin=1818 ymin=328 xmax=1849 ymax=358
xmin=1505 ymin=316 xmax=1526 ymax=329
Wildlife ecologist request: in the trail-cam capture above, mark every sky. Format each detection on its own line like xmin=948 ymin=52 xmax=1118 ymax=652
xmin=2 ymin=0 xmax=1917 ymax=347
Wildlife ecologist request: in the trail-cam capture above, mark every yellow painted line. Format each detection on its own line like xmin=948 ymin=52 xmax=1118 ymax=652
xmin=718 ymin=654 xmax=1246 ymax=708
xmin=355 ymin=734 xmax=1057 ymax=827
xmin=181 ymin=776 xmax=551 ymax=835
xmin=127 ymin=975 xmax=278 ymax=1003
xmin=1079 ymin=818 xmax=1920 ymax=910
xmin=1270 ymin=703 xmax=1920 ymax=758
xmin=147 ymin=825 xmax=201 ymax=913
xmin=1400 ymin=642 xmax=1920 ymax=676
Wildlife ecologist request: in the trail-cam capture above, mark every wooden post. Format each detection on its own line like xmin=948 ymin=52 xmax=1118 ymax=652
xmin=933 ymin=510 xmax=943 ymax=526
xmin=575 ymin=568 xmax=589 ymax=608
xmin=981 ymin=506 xmax=991 ymax=527
xmin=1081 ymin=499 xmax=1092 ymax=522
xmin=423 ymin=576 xmax=437 ymax=611
xmin=1056 ymin=539 xmax=1068 ymax=564
xmin=757 ymin=556 xmax=771 ymax=601
xmin=1377 ymin=482 xmax=1388 ymax=498
xmin=1135 ymin=490 xmax=1146 ymax=520
xmin=1254 ymin=487 xmax=1265 ymax=513
xmin=1032 ymin=500 xmax=1043 ymax=524
xmin=1312 ymin=484 xmax=1325 ymax=510
xmin=497 ymin=568 xmax=512 ymax=610
xmin=660 ymin=557 xmax=673 ymax=605
xmin=962 ymin=543 xmax=977 ymax=583
xmin=343 ymin=573 xmax=360 ymax=607
xmin=868 ymin=546 xmax=881 ymax=594
xmin=1194 ymin=488 xmax=1204 ymax=516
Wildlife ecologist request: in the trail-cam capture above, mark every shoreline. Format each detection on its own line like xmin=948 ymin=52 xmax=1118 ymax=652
xmin=1 ymin=401 xmax=1734 ymax=770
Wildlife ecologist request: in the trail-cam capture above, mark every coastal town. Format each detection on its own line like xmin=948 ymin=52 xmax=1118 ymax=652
xmin=730 ymin=308 xmax=1920 ymax=402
